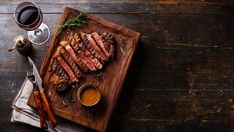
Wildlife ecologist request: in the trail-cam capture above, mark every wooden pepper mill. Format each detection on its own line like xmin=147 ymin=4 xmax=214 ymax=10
xmin=8 ymin=35 xmax=32 ymax=56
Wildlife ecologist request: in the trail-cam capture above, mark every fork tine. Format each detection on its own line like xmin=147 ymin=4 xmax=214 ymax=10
xmin=27 ymin=70 xmax=29 ymax=77
xmin=27 ymin=70 xmax=33 ymax=78
xmin=30 ymin=72 xmax=34 ymax=76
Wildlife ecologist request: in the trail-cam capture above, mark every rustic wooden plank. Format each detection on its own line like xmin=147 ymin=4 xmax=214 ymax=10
xmin=96 ymin=14 xmax=234 ymax=47
xmin=107 ymin=90 xmax=234 ymax=132
xmin=113 ymin=89 xmax=234 ymax=118
xmin=0 ymin=2 xmax=234 ymax=14
xmin=1 ymin=13 xmax=234 ymax=60
xmin=2 ymin=13 xmax=234 ymax=52
xmin=109 ymin=119 xmax=234 ymax=132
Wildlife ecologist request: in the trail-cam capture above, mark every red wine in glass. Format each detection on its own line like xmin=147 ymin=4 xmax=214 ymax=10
xmin=18 ymin=6 xmax=38 ymax=25
xmin=14 ymin=2 xmax=50 ymax=45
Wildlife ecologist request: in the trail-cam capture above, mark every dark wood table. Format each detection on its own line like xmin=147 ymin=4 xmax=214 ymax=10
xmin=1 ymin=0 xmax=234 ymax=131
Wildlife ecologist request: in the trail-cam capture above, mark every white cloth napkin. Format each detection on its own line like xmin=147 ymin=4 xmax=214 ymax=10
xmin=11 ymin=77 xmax=86 ymax=132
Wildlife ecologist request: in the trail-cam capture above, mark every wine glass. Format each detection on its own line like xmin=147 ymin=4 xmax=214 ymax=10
xmin=14 ymin=1 xmax=50 ymax=45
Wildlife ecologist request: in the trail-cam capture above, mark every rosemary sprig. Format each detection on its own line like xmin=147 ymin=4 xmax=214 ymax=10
xmin=57 ymin=13 xmax=86 ymax=36
xmin=61 ymin=13 xmax=86 ymax=30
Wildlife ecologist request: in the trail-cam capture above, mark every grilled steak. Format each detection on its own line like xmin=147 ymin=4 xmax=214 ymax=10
xmin=50 ymin=74 xmax=70 ymax=92
xmin=86 ymin=33 xmax=107 ymax=60
xmin=73 ymin=33 xmax=103 ymax=69
xmin=91 ymin=32 xmax=110 ymax=57
xmin=57 ymin=56 xmax=77 ymax=82
xmin=48 ymin=58 xmax=58 ymax=75
xmin=49 ymin=31 xmax=115 ymax=93
xmin=60 ymin=47 xmax=82 ymax=78
xmin=60 ymin=41 xmax=89 ymax=72
xmin=49 ymin=59 xmax=71 ymax=92
xmin=80 ymin=32 xmax=104 ymax=63
xmin=69 ymin=37 xmax=97 ymax=71
xmin=101 ymin=32 xmax=115 ymax=57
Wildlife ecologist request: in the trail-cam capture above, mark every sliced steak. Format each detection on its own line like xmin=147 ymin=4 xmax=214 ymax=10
xmin=57 ymin=56 xmax=77 ymax=82
xmin=49 ymin=31 xmax=116 ymax=93
xmin=68 ymin=39 xmax=97 ymax=71
xmin=48 ymin=59 xmax=58 ymax=75
xmin=60 ymin=47 xmax=82 ymax=78
xmin=91 ymin=32 xmax=110 ymax=57
xmin=73 ymin=33 xmax=103 ymax=69
xmin=86 ymin=33 xmax=107 ymax=60
xmin=50 ymin=74 xmax=70 ymax=92
xmin=49 ymin=59 xmax=70 ymax=92
xmin=80 ymin=32 xmax=105 ymax=63
xmin=60 ymin=41 xmax=89 ymax=72
xmin=101 ymin=32 xmax=115 ymax=57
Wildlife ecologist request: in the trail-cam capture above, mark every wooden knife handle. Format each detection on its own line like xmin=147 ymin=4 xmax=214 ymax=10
xmin=40 ymin=89 xmax=57 ymax=127
xmin=33 ymin=91 xmax=48 ymax=129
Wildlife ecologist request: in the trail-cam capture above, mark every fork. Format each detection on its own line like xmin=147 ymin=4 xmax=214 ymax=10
xmin=27 ymin=71 xmax=48 ymax=129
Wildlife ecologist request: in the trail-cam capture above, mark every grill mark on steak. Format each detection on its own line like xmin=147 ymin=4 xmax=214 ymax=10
xmin=49 ymin=58 xmax=69 ymax=80
xmin=51 ymin=74 xmax=70 ymax=93
xmin=57 ymin=57 xmax=77 ymax=82
xmin=56 ymin=81 xmax=68 ymax=92
xmin=49 ymin=60 xmax=70 ymax=92
xmin=80 ymin=32 xmax=105 ymax=63
xmin=70 ymin=36 xmax=98 ymax=71
xmin=91 ymin=32 xmax=110 ymax=57
xmin=60 ymin=48 xmax=82 ymax=78
xmin=52 ymin=60 xmax=58 ymax=73
xmin=60 ymin=41 xmax=89 ymax=73
xmin=73 ymin=33 xmax=103 ymax=69
xmin=69 ymin=39 xmax=97 ymax=72
xmin=86 ymin=33 xmax=107 ymax=60
xmin=101 ymin=32 xmax=115 ymax=57
xmin=48 ymin=59 xmax=58 ymax=75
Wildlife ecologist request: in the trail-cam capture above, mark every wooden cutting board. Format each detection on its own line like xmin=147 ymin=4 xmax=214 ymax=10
xmin=28 ymin=7 xmax=140 ymax=132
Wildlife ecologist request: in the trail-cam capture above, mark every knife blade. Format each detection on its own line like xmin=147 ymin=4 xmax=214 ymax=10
xmin=28 ymin=57 xmax=57 ymax=128
xmin=28 ymin=57 xmax=43 ymax=90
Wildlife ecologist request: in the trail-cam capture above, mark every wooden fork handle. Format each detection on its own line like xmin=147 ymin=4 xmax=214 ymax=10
xmin=33 ymin=91 xmax=48 ymax=129
xmin=40 ymin=89 xmax=57 ymax=127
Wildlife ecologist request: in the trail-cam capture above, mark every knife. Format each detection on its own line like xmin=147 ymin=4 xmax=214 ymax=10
xmin=28 ymin=57 xmax=57 ymax=128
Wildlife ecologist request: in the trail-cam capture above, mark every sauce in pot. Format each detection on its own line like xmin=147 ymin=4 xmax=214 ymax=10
xmin=79 ymin=86 xmax=101 ymax=106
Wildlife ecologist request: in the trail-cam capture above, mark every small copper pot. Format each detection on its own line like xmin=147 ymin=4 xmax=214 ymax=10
xmin=77 ymin=83 xmax=101 ymax=107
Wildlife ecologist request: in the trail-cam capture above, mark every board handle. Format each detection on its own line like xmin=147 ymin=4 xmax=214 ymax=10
xmin=33 ymin=91 xmax=48 ymax=129
xmin=40 ymin=89 xmax=57 ymax=127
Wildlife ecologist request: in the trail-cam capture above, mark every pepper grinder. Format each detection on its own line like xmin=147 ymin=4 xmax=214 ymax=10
xmin=8 ymin=35 xmax=32 ymax=56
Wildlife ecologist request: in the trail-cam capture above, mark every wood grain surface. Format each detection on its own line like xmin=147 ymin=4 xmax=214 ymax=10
xmin=1 ymin=0 xmax=234 ymax=132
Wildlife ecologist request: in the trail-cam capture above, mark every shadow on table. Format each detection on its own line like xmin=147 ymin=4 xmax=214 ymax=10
xmin=105 ymin=39 xmax=147 ymax=132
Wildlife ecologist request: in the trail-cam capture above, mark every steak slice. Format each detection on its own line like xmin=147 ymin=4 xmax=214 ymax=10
xmin=60 ymin=47 xmax=82 ymax=78
xmin=80 ymin=32 xmax=105 ymax=63
xmin=101 ymin=32 xmax=115 ymax=57
xmin=73 ymin=33 xmax=103 ymax=69
xmin=57 ymin=56 xmax=77 ymax=82
xmin=48 ymin=58 xmax=58 ymax=75
xmin=50 ymin=74 xmax=71 ymax=93
xmin=91 ymin=32 xmax=110 ymax=57
xmin=49 ymin=59 xmax=71 ymax=92
xmin=86 ymin=33 xmax=107 ymax=60
xmin=66 ymin=40 xmax=97 ymax=71
xmin=60 ymin=41 xmax=89 ymax=72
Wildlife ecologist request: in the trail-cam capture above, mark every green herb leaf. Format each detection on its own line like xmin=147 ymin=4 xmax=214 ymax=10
xmin=60 ymin=12 xmax=86 ymax=30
